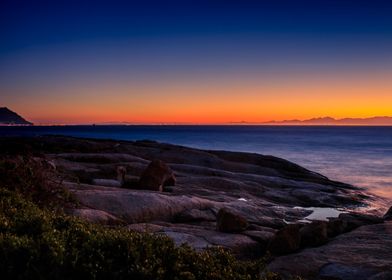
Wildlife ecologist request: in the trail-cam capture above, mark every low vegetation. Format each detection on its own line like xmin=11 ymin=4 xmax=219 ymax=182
xmin=0 ymin=157 xmax=281 ymax=280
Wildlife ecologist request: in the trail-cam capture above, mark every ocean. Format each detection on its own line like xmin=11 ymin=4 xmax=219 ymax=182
xmin=1 ymin=125 xmax=392 ymax=200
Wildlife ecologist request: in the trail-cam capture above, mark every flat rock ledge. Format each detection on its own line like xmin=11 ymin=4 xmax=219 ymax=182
xmin=268 ymin=221 xmax=392 ymax=280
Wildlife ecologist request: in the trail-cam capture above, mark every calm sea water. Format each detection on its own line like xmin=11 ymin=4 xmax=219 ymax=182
xmin=1 ymin=125 xmax=392 ymax=200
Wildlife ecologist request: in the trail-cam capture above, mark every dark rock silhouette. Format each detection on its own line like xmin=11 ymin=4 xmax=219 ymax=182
xmin=0 ymin=107 xmax=32 ymax=125
xmin=268 ymin=224 xmax=302 ymax=255
xmin=138 ymin=159 xmax=176 ymax=191
xmin=383 ymin=206 xmax=392 ymax=220
xmin=216 ymin=207 xmax=248 ymax=233
xmin=338 ymin=213 xmax=383 ymax=231
xmin=327 ymin=217 xmax=348 ymax=237
xmin=300 ymin=221 xmax=328 ymax=247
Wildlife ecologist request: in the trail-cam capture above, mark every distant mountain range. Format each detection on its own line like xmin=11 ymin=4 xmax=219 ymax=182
xmin=264 ymin=116 xmax=392 ymax=125
xmin=0 ymin=107 xmax=33 ymax=125
xmin=1 ymin=107 xmax=391 ymax=126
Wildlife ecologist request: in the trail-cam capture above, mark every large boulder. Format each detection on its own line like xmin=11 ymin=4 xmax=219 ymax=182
xmin=243 ymin=230 xmax=275 ymax=251
xmin=216 ymin=208 xmax=248 ymax=233
xmin=300 ymin=221 xmax=328 ymax=247
xmin=138 ymin=159 xmax=176 ymax=192
xmin=268 ymin=224 xmax=301 ymax=255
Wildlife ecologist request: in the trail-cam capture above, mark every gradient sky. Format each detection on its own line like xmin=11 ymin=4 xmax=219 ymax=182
xmin=1 ymin=0 xmax=392 ymax=124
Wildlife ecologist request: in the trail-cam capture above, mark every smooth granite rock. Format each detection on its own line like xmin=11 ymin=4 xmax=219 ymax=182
xmin=338 ymin=213 xmax=384 ymax=231
xmin=69 ymin=208 xmax=123 ymax=225
xmin=1 ymin=135 xmax=383 ymax=264
xmin=268 ymin=222 xmax=392 ymax=279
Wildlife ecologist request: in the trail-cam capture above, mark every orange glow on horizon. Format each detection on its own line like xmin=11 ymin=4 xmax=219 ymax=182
xmin=9 ymin=72 xmax=392 ymax=125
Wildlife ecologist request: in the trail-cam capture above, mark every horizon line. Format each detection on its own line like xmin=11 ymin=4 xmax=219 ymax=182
xmin=26 ymin=115 xmax=392 ymax=126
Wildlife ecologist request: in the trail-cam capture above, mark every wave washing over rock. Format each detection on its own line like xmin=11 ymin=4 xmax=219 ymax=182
xmin=1 ymin=135 xmax=391 ymax=279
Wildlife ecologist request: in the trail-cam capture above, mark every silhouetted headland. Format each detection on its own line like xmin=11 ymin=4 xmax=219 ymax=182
xmin=0 ymin=107 xmax=33 ymax=125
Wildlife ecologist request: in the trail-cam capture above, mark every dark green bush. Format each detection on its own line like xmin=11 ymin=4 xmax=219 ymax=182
xmin=0 ymin=157 xmax=280 ymax=279
xmin=0 ymin=156 xmax=74 ymax=208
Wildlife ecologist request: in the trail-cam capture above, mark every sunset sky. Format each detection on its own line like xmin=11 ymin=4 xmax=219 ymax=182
xmin=1 ymin=0 xmax=392 ymax=124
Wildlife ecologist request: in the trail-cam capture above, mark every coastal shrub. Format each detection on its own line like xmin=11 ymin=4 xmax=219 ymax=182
xmin=0 ymin=156 xmax=281 ymax=279
xmin=0 ymin=156 xmax=74 ymax=208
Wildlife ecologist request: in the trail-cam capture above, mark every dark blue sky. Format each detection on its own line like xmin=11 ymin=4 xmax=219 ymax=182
xmin=2 ymin=0 xmax=392 ymax=78
xmin=1 ymin=0 xmax=391 ymax=80
xmin=2 ymin=0 xmax=392 ymax=51
xmin=1 ymin=0 xmax=392 ymax=123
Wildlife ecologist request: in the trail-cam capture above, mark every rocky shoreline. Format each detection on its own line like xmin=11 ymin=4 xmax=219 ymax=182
xmin=1 ymin=135 xmax=391 ymax=279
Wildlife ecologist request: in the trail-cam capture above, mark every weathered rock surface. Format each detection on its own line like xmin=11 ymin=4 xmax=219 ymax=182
xmin=92 ymin=178 xmax=122 ymax=188
xmin=216 ymin=207 xmax=248 ymax=232
xmin=242 ymin=230 xmax=275 ymax=250
xmin=300 ymin=221 xmax=328 ymax=247
xmin=268 ymin=221 xmax=392 ymax=279
xmin=1 ymin=135 xmax=387 ymax=266
xmin=339 ymin=213 xmax=384 ymax=231
xmin=69 ymin=208 xmax=123 ymax=225
xmin=64 ymin=182 xmax=217 ymax=223
xmin=327 ymin=217 xmax=348 ymax=237
xmin=174 ymin=208 xmax=216 ymax=223
xmin=268 ymin=224 xmax=302 ymax=255
xmin=128 ymin=222 xmax=263 ymax=258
